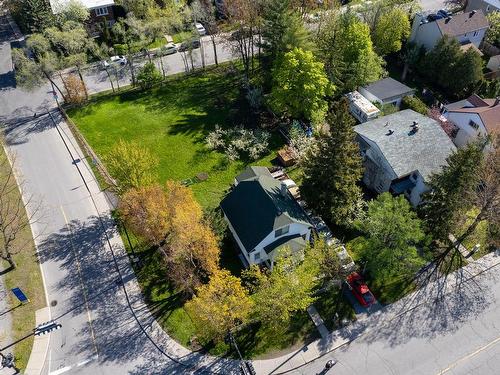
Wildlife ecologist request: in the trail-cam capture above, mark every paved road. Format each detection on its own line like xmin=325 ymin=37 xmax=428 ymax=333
xmin=288 ymin=255 xmax=500 ymax=375
xmin=0 ymin=13 xmax=239 ymax=375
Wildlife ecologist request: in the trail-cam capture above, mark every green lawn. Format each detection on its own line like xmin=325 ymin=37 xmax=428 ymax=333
xmin=68 ymin=66 xmax=283 ymax=209
xmin=0 ymin=147 xmax=45 ymax=370
xmin=346 ymin=237 xmax=418 ymax=304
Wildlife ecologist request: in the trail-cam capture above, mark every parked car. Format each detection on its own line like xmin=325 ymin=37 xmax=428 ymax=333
xmin=346 ymin=272 xmax=375 ymax=307
xmin=163 ymin=42 xmax=177 ymax=55
xmin=102 ymin=55 xmax=127 ymax=69
xmin=178 ymin=39 xmax=201 ymax=52
xmin=195 ymin=22 xmax=206 ymax=36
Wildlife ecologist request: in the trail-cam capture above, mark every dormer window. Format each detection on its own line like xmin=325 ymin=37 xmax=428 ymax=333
xmin=275 ymin=225 xmax=290 ymax=237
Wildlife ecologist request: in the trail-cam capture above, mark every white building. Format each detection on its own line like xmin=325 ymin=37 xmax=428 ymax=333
xmin=354 ymin=110 xmax=456 ymax=206
xmin=346 ymin=91 xmax=380 ymax=123
xmin=466 ymin=0 xmax=500 ymax=14
xmin=221 ymin=167 xmax=313 ymax=268
xmin=443 ymin=94 xmax=500 ymax=148
xmin=358 ymin=77 xmax=415 ymax=109
xmin=410 ymin=10 xmax=490 ymax=51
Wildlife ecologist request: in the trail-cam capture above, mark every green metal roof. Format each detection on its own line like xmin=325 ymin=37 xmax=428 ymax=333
xmin=263 ymin=233 xmax=307 ymax=255
xmin=221 ymin=171 xmax=310 ymax=252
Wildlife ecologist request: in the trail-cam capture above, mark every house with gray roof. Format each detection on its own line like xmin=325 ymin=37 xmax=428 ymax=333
xmin=354 ymin=110 xmax=456 ymax=206
xmin=410 ymin=10 xmax=490 ymax=51
xmin=221 ymin=166 xmax=312 ymax=267
xmin=359 ymin=78 xmax=415 ymax=109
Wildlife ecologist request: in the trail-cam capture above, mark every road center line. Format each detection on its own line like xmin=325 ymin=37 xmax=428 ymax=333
xmin=60 ymin=205 xmax=99 ymax=357
xmin=437 ymin=335 xmax=500 ymax=374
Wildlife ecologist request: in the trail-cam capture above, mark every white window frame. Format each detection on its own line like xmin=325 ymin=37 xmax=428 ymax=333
xmin=275 ymin=225 xmax=290 ymax=238
xmin=254 ymin=252 xmax=261 ymax=262
xmin=473 ymin=30 xmax=478 ymax=37
xmin=469 ymin=120 xmax=479 ymax=130
xmin=95 ymin=7 xmax=109 ymax=16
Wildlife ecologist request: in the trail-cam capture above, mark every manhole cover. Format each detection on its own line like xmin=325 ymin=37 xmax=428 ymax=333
xmin=50 ymin=300 xmax=58 ymax=307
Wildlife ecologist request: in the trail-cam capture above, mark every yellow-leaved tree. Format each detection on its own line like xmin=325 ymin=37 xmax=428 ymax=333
xmin=119 ymin=181 xmax=221 ymax=294
xmin=186 ymin=269 xmax=253 ymax=343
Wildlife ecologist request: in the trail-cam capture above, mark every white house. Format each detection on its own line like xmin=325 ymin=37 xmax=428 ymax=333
xmin=358 ymin=78 xmax=415 ymax=108
xmin=346 ymin=91 xmax=381 ymax=123
xmin=443 ymin=94 xmax=500 ymax=148
xmin=466 ymin=0 xmax=500 ymax=14
xmin=221 ymin=166 xmax=313 ymax=268
xmin=354 ymin=110 xmax=456 ymax=206
xmin=410 ymin=10 xmax=490 ymax=51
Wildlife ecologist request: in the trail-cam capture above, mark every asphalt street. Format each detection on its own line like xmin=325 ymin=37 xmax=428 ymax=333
xmin=289 ymin=257 xmax=500 ymax=375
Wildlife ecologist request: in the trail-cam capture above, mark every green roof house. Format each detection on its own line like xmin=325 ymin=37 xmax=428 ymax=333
xmin=221 ymin=166 xmax=312 ymax=268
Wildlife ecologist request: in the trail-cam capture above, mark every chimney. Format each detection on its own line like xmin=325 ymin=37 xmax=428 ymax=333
xmin=386 ymin=129 xmax=394 ymax=136
xmin=470 ymin=10 xmax=477 ymax=17
xmin=494 ymin=97 xmax=500 ymax=106
xmin=412 ymin=121 xmax=420 ymax=132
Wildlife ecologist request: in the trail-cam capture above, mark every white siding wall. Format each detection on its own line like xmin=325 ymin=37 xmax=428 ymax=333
xmin=361 ymin=138 xmax=398 ymax=192
xmin=409 ymin=174 xmax=429 ymax=206
xmin=444 ymin=112 xmax=487 ymax=147
xmin=410 ymin=19 xmax=442 ymax=51
xmin=252 ymin=223 xmax=311 ymax=266
xmin=456 ymin=28 xmax=488 ymax=47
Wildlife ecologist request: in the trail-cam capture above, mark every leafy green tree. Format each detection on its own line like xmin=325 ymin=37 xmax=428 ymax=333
xmin=419 ymin=140 xmax=486 ymax=243
xmin=270 ymin=48 xmax=331 ymax=125
xmin=372 ymin=8 xmax=410 ymax=55
xmin=54 ymin=0 xmax=90 ymax=24
xmin=137 ymin=62 xmax=163 ymax=89
xmin=104 ymin=139 xmax=159 ymax=193
xmin=402 ymin=96 xmax=428 ymax=115
xmin=421 ymin=36 xmax=483 ymax=96
xmin=244 ymin=246 xmax=320 ymax=330
xmin=300 ymin=100 xmax=364 ymax=227
xmin=485 ymin=11 xmax=500 ymax=46
xmin=316 ymin=13 xmax=384 ymax=91
xmin=186 ymin=270 xmax=253 ymax=343
xmin=356 ymin=193 xmax=426 ymax=280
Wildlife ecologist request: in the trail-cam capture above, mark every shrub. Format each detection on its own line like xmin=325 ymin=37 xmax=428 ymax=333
xmin=137 ymin=62 xmax=163 ymax=89
xmin=402 ymin=96 xmax=428 ymax=115
xmin=206 ymin=125 xmax=270 ymax=161
xmin=63 ymin=74 xmax=87 ymax=105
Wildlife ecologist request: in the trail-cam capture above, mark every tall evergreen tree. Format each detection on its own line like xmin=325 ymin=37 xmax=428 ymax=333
xmin=14 ymin=0 xmax=55 ymax=33
xmin=419 ymin=140 xmax=486 ymax=243
xmin=300 ymin=100 xmax=364 ymax=227
xmin=261 ymin=0 xmax=312 ymax=67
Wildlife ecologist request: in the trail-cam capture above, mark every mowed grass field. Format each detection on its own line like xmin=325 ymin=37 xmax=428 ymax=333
xmin=68 ymin=66 xmax=282 ymax=209
xmin=0 ymin=147 xmax=45 ymax=370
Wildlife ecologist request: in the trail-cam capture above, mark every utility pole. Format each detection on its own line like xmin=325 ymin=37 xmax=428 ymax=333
xmin=225 ymin=332 xmax=256 ymax=375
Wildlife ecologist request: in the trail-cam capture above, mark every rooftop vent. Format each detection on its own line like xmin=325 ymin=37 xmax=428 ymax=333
xmin=470 ymin=10 xmax=477 ymax=17
xmin=494 ymin=97 xmax=500 ymax=106
xmin=411 ymin=121 xmax=420 ymax=133
xmin=445 ymin=16 xmax=452 ymax=23
xmin=386 ymin=129 xmax=394 ymax=136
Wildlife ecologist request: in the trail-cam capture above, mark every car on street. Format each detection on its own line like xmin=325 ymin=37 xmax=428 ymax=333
xmin=163 ymin=42 xmax=177 ymax=55
xmin=346 ymin=272 xmax=375 ymax=307
xmin=195 ymin=22 xmax=206 ymax=35
xmin=102 ymin=55 xmax=127 ymax=69
xmin=178 ymin=39 xmax=201 ymax=52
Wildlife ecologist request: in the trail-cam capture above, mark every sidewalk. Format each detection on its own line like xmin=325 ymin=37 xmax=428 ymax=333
xmin=253 ymin=249 xmax=500 ymax=374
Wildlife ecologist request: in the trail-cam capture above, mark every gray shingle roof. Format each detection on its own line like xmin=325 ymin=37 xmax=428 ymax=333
xmin=263 ymin=233 xmax=306 ymax=255
xmin=221 ymin=172 xmax=311 ymax=252
xmin=436 ymin=10 xmax=489 ymax=37
xmin=354 ymin=110 xmax=456 ymax=180
xmin=361 ymin=78 xmax=414 ymax=101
